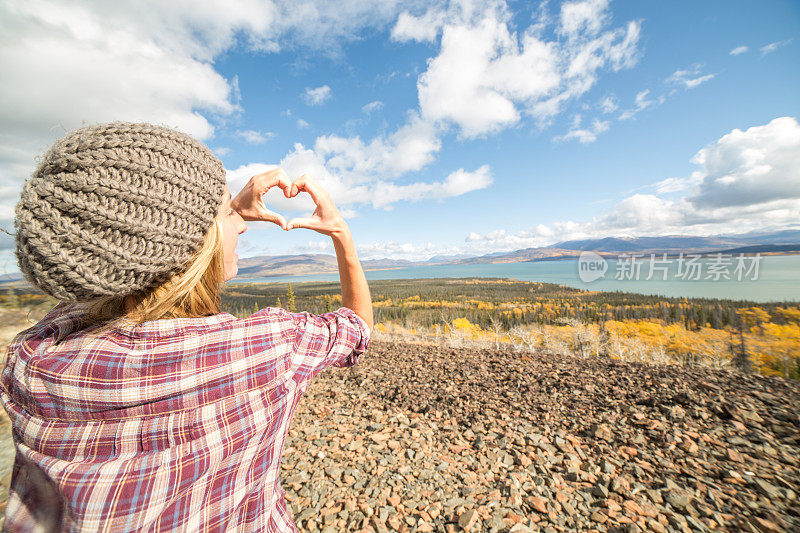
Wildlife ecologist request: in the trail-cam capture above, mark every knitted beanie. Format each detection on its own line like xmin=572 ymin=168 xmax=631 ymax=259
xmin=14 ymin=121 xmax=228 ymax=302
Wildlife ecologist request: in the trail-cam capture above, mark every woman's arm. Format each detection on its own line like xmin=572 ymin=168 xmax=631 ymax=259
xmin=284 ymin=174 xmax=373 ymax=332
xmin=331 ymin=226 xmax=373 ymax=332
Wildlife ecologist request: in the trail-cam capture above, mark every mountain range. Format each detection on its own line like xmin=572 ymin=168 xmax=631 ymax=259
xmin=228 ymin=228 xmax=800 ymax=279
xmin=2 ymin=229 xmax=799 ymax=284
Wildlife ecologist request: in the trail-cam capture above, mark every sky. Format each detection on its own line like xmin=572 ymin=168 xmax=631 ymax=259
xmin=1 ymin=0 xmax=799 ymax=275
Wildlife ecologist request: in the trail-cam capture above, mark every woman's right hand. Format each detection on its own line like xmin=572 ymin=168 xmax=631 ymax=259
xmin=285 ymin=174 xmax=349 ymax=237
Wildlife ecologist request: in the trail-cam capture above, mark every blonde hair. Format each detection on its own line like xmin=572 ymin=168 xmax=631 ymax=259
xmin=82 ymin=214 xmax=226 ymax=333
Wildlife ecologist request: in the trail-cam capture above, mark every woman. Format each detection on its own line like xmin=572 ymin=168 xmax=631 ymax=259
xmin=1 ymin=122 xmax=373 ymax=531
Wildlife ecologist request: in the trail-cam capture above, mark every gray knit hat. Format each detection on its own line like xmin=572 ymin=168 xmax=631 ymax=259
xmin=14 ymin=121 xmax=227 ymax=301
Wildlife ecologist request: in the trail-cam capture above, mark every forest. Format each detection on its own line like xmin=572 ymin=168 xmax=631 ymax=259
xmin=2 ymin=277 xmax=798 ymax=379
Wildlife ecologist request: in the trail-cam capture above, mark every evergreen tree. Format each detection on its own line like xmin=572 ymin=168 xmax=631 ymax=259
xmin=276 ymin=296 xmax=282 ymax=309
xmin=732 ymin=313 xmax=752 ymax=374
xmin=286 ymin=283 xmax=296 ymax=312
xmin=324 ymin=294 xmax=333 ymax=312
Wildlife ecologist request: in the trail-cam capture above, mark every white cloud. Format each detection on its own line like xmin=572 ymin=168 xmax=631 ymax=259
xmin=237 ymin=129 xmax=275 ymax=144
xmin=463 ymin=223 xmax=578 ymax=251
xmin=212 ymin=146 xmax=232 ymax=156
xmin=760 ymin=38 xmax=792 ymax=56
xmin=558 ymin=0 xmax=610 ymax=38
xmin=688 ymin=116 xmax=800 ymax=208
xmin=356 ymin=240 xmax=461 ymax=261
xmin=232 ymin=134 xmax=488 ymax=215
xmin=391 ymin=8 xmax=446 ymax=43
xmin=618 ymin=89 xmax=658 ymax=120
xmin=296 ymin=240 xmax=333 ymax=253
xmin=594 ymin=194 xmax=682 ymax=233
xmin=598 ymin=95 xmax=618 ymax=114
xmin=303 ymin=85 xmax=332 ymax=106
xmin=281 ymin=139 xmax=492 ymax=210
xmin=667 ymin=65 xmax=715 ymax=89
xmin=239 ymin=0 xmax=641 ymax=222
xmin=461 ymin=116 xmax=800 ymax=255
xmin=0 ymin=0 xmax=434 ymax=247
xmin=357 ymin=165 xmax=492 ymax=209
xmin=249 ymin=0 xmax=641 ymax=221
xmin=654 ymin=174 xmax=702 ymax=194
xmin=296 ymin=119 xmax=309 ymax=129
xmin=554 ymin=117 xmax=609 ymax=143
xmin=729 ymin=45 xmax=748 ymax=56
xmin=592 ymin=118 xmax=800 ymax=236
xmin=415 ymin=0 xmax=641 ymax=138
xmin=616 ymin=66 xmax=708 ymax=124
xmin=361 ymin=101 xmax=384 ymax=114
xmin=312 ymin=112 xmax=442 ymax=181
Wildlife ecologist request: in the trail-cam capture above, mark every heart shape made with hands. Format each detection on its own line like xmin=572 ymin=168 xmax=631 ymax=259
xmin=249 ymin=179 xmax=319 ymax=232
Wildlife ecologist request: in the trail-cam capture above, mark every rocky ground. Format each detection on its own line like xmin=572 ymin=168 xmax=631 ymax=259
xmin=0 ymin=337 xmax=798 ymax=532
xmin=280 ymin=340 xmax=800 ymax=533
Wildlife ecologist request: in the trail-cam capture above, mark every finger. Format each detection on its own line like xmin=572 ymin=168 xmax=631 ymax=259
xmin=285 ymin=216 xmax=319 ymax=231
xmin=259 ymin=203 xmax=288 ymax=229
xmin=272 ymin=168 xmax=291 ymax=190
xmin=254 ymin=168 xmax=291 ymax=193
xmin=289 ymin=175 xmax=324 ymax=205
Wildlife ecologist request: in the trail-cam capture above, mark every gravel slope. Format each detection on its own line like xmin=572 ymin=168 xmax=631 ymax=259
xmin=281 ymin=340 xmax=800 ymax=532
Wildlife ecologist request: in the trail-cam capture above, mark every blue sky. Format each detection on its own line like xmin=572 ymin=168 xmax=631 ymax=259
xmin=1 ymin=0 xmax=799 ymax=274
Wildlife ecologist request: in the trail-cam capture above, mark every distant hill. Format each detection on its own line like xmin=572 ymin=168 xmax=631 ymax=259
xmin=1 ymin=228 xmax=799 ymax=286
xmin=709 ymin=244 xmax=800 ymax=255
xmin=549 ymin=235 xmax=740 ymax=253
xmin=723 ymin=228 xmax=800 ymax=245
xmin=550 ymin=230 xmax=800 ymax=253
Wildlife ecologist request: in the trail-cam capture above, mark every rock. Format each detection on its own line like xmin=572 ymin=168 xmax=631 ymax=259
xmin=370 ymin=516 xmax=389 ymax=533
xmin=610 ymin=476 xmax=630 ymax=494
xmin=669 ymin=405 xmax=686 ymax=420
xmin=528 ymin=496 xmax=548 ymax=514
xmin=606 ymin=499 xmax=622 ymax=513
xmin=751 ymin=516 xmax=783 ymax=533
xmin=592 ymin=483 xmax=609 ymax=499
xmin=600 ymin=458 xmax=616 ymax=475
xmin=727 ymin=448 xmax=743 ymax=462
xmin=647 ymin=518 xmax=668 ymax=533
xmin=458 ymin=509 xmax=479 ymax=531
xmin=416 ymin=519 xmax=435 ymax=532
xmin=591 ymin=424 xmax=613 ymax=441
xmin=681 ymin=439 xmax=699 ymax=454
xmin=752 ymin=478 xmax=781 ymax=499
xmin=663 ymin=489 xmax=691 ymax=510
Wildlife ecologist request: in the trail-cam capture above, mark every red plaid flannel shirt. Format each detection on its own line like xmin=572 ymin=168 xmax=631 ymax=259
xmin=0 ymin=301 xmax=370 ymax=532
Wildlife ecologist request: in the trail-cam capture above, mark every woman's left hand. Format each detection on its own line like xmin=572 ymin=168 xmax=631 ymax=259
xmin=230 ymin=168 xmax=293 ymax=230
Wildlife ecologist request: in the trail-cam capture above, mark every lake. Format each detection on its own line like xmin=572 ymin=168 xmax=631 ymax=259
xmin=233 ymin=254 xmax=800 ymax=303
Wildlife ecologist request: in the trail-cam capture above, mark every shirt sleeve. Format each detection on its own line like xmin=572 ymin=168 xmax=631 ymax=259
xmin=281 ymin=306 xmax=371 ymax=386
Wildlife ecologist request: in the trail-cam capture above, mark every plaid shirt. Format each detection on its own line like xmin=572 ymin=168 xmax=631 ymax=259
xmin=0 ymin=301 xmax=370 ymax=532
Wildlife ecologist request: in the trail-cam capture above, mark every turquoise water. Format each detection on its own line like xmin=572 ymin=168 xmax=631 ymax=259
xmin=232 ymin=254 xmax=800 ymax=303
